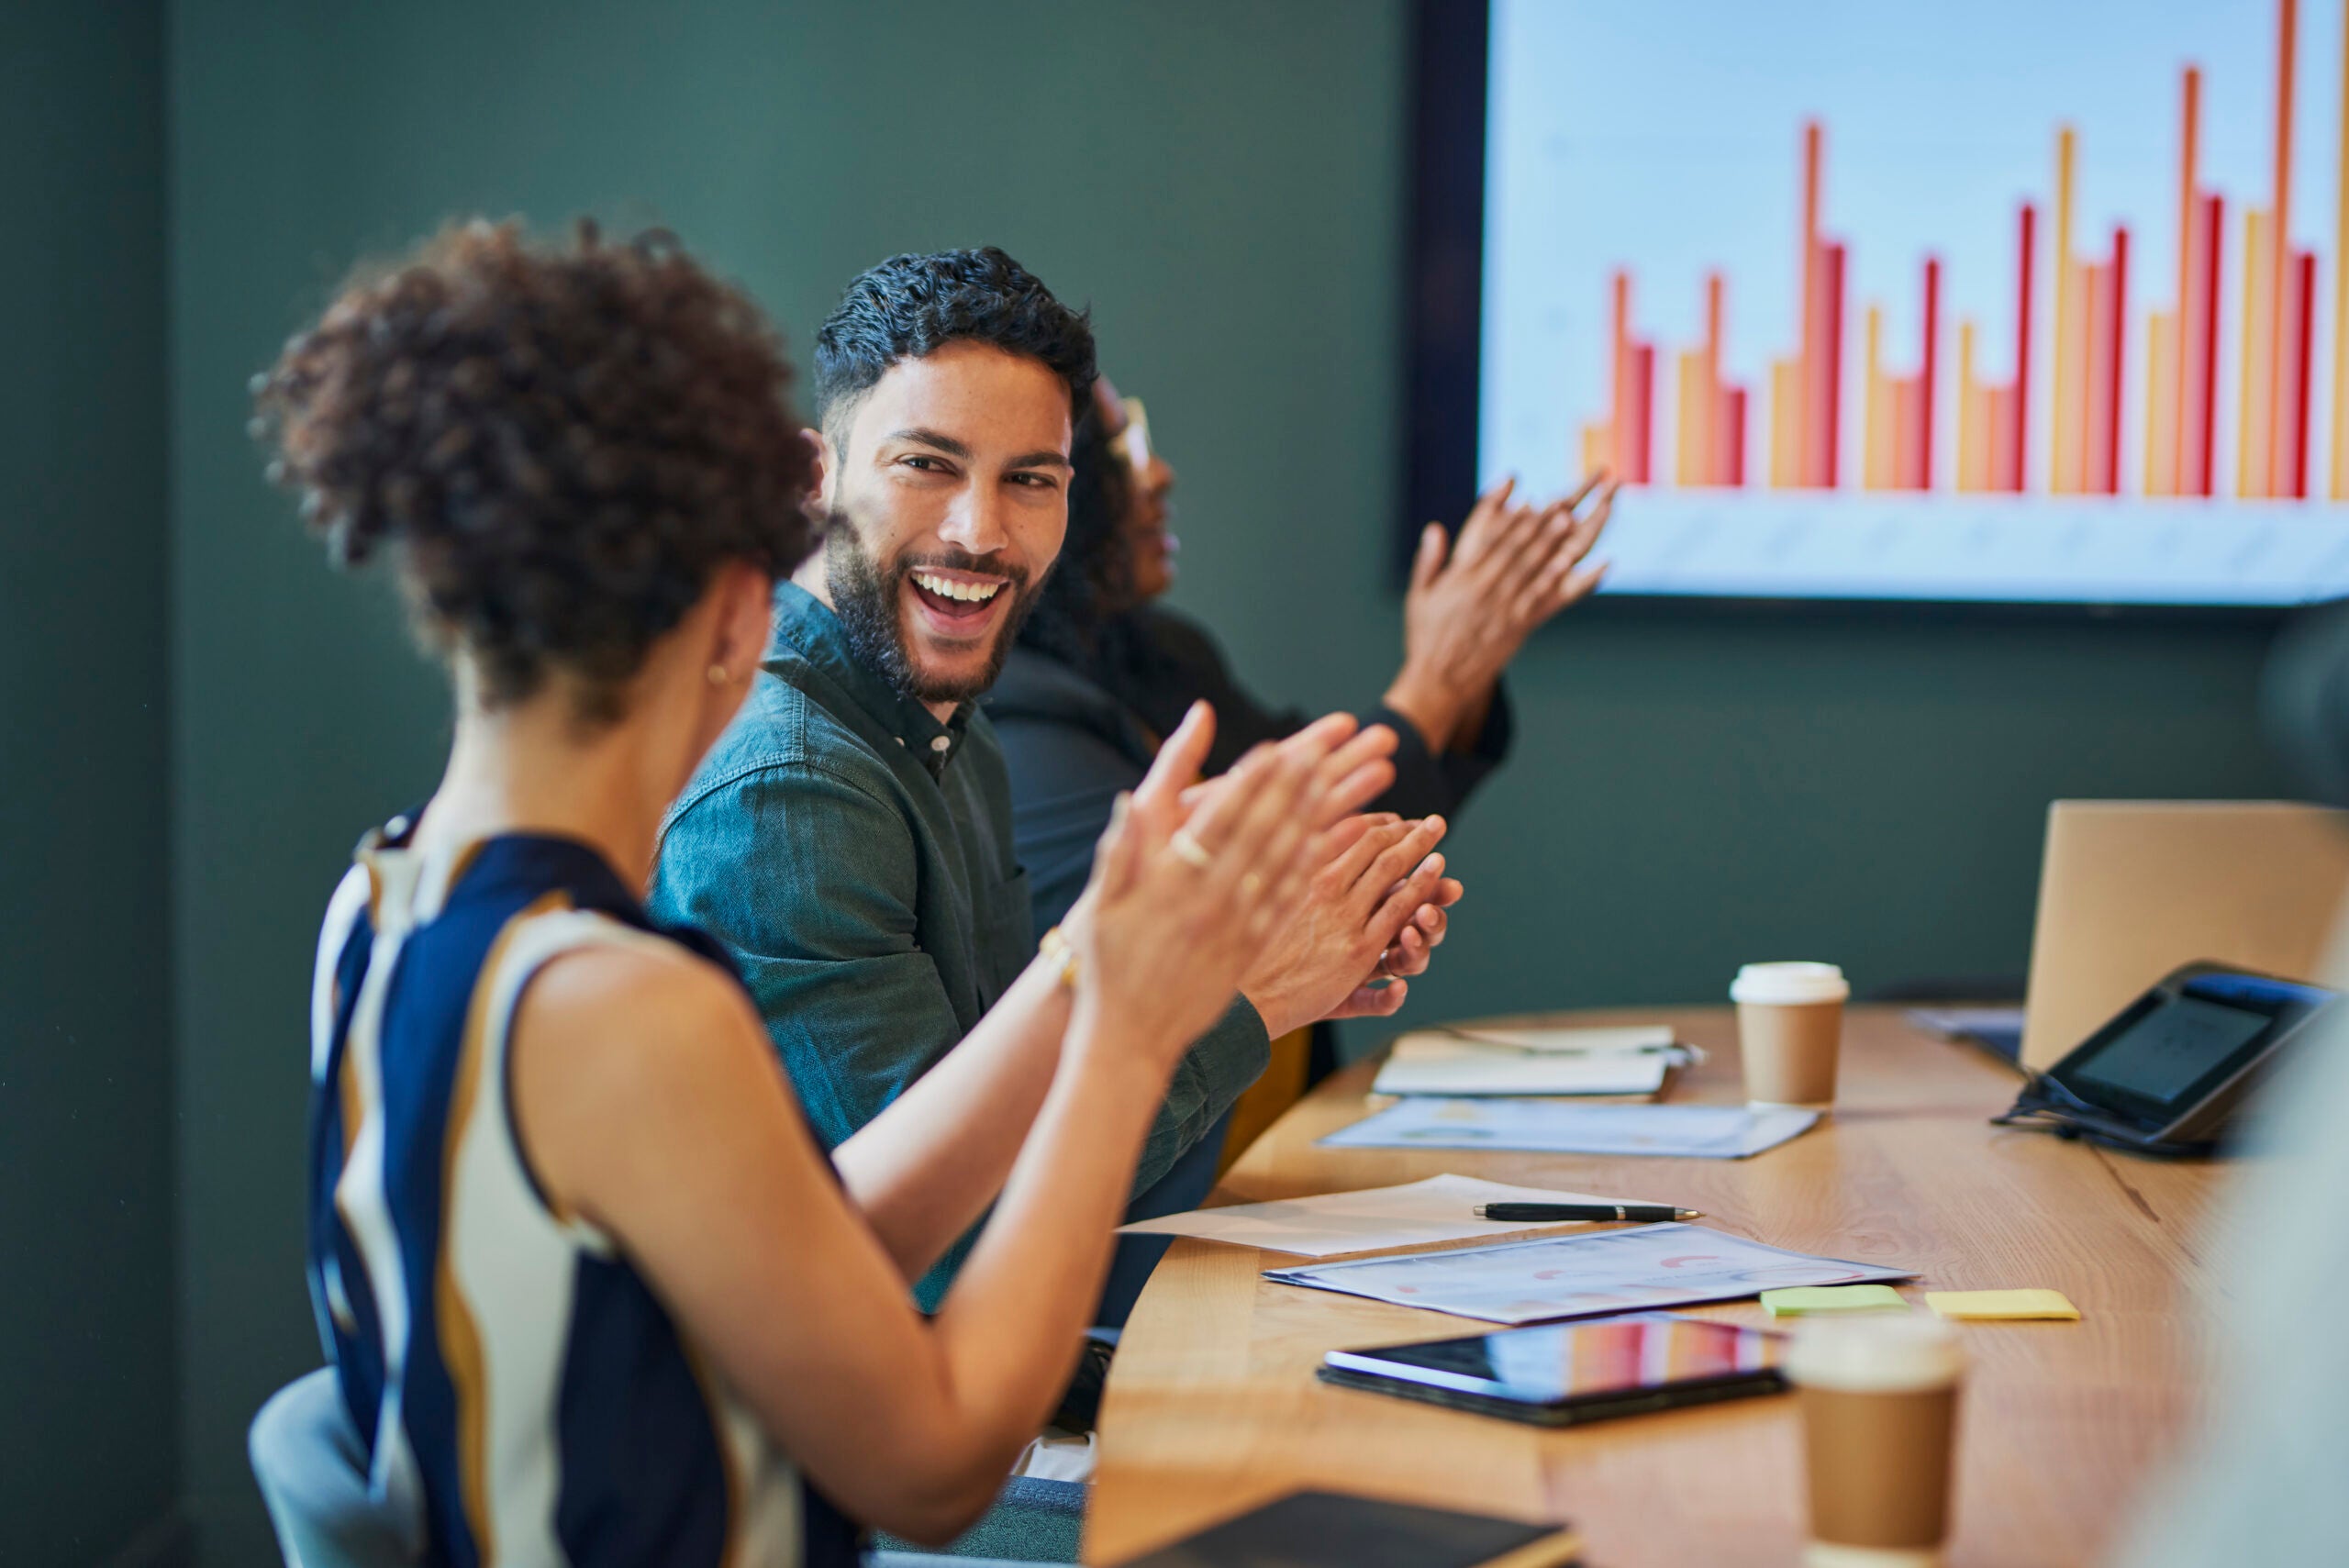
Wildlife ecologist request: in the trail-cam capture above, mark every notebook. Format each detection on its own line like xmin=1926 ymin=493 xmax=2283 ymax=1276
xmin=1369 ymin=1027 xmax=1681 ymax=1097
xmin=1125 ymin=1490 xmax=1580 ymax=1568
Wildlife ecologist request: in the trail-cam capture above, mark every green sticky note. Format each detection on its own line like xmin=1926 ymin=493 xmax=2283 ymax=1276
xmin=1925 ymin=1288 xmax=2079 ymax=1321
xmin=1760 ymin=1284 xmax=1909 ymax=1317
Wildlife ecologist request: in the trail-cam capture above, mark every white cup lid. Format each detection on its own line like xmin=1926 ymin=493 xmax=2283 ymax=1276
xmin=1731 ymin=962 xmax=1851 ymax=1005
xmin=1786 ymin=1314 xmax=1964 ymax=1393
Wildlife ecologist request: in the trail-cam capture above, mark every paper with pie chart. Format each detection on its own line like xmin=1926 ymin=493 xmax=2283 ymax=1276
xmin=1264 ymin=1223 xmax=1911 ymax=1326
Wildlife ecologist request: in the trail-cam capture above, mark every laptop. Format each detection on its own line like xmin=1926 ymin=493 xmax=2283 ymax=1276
xmin=2019 ymin=801 xmax=2349 ymax=1071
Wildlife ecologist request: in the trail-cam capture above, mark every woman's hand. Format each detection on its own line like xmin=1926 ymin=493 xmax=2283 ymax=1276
xmin=1385 ymin=472 xmax=1617 ymax=753
xmin=1068 ymin=702 xmax=1340 ymax=1068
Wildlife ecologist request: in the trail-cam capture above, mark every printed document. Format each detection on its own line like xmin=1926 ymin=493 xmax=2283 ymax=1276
xmin=1265 ymin=1223 xmax=1911 ymax=1324
xmin=1320 ymin=1098 xmax=1818 ymax=1158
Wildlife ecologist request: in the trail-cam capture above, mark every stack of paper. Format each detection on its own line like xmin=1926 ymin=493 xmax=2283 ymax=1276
xmin=1114 ymin=1173 xmax=1680 ymax=1257
xmin=1319 ymin=1097 xmax=1819 ymax=1159
xmin=1368 ymin=1025 xmax=1687 ymax=1097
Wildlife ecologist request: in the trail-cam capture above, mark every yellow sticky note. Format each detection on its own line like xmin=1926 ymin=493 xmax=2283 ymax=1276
xmin=1924 ymin=1289 xmax=2079 ymax=1321
xmin=1760 ymin=1285 xmax=1909 ymax=1316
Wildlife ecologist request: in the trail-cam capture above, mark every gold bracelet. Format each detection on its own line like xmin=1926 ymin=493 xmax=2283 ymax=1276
xmin=1038 ymin=925 xmax=1080 ymax=991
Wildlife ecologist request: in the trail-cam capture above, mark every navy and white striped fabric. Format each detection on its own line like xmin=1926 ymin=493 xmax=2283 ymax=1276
xmin=305 ymin=818 xmax=862 ymax=1567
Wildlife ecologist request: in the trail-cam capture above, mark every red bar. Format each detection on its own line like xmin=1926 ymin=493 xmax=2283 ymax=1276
xmin=1892 ymin=377 xmax=1921 ymax=489
xmin=2106 ymin=227 xmax=2128 ymax=495
xmin=2084 ymin=262 xmax=2113 ymax=494
xmin=1800 ymin=123 xmax=1824 ymax=485
xmin=1919 ymin=256 xmax=1941 ymax=490
xmin=1722 ymin=386 xmax=1748 ymax=485
xmin=2290 ymin=249 xmax=2317 ymax=497
xmin=1989 ymin=385 xmax=2018 ymax=494
xmin=2196 ymin=193 xmax=2223 ymax=495
xmin=2012 ymin=204 xmax=2036 ymax=492
xmin=1631 ymin=342 xmax=1655 ymax=484
xmin=1822 ymin=242 xmax=1846 ymax=487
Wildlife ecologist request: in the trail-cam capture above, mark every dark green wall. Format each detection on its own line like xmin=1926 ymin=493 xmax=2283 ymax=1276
xmin=164 ymin=3 xmax=2282 ymax=1563
xmin=0 ymin=3 xmax=178 ymax=1564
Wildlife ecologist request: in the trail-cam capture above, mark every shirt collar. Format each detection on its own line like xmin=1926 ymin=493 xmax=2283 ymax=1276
xmin=768 ymin=582 xmax=974 ymax=775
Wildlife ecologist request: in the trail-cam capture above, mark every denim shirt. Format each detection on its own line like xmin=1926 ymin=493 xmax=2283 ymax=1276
xmin=648 ymin=584 xmax=1269 ymax=1306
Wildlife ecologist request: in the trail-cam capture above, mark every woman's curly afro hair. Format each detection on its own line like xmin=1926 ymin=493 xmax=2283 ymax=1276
xmin=253 ymin=218 xmax=815 ymax=724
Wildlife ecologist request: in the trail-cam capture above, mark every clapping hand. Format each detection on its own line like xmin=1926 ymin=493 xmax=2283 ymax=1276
xmin=1068 ymin=702 xmax=1344 ymax=1067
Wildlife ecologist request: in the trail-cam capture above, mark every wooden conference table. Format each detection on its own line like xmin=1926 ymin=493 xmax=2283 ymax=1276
xmin=1085 ymin=1006 xmax=2225 ymax=1566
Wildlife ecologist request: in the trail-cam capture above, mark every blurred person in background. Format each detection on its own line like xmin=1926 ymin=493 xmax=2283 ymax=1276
xmin=2117 ymin=599 xmax=2349 ymax=1566
xmin=989 ymin=376 xmax=1616 ymax=1085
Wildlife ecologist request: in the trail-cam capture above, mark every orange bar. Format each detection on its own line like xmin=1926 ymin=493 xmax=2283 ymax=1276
xmin=1581 ymin=422 xmax=1609 ymax=480
xmin=1865 ymin=305 xmax=1888 ymax=489
xmin=2062 ymin=258 xmax=2094 ymax=492
xmin=2172 ymin=67 xmax=2200 ymax=496
xmin=2268 ymin=0 xmax=2299 ymax=495
xmin=1957 ymin=321 xmax=1980 ymax=493
xmin=1988 ymin=385 xmax=2018 ymax=494
xmin=2146 ymin=312 xmax=2177 ymax=495
xmin=1798 ymin=122 xmax=1823 ymax=486
xmin=1770 ymin=358 xmax=1800 ymax=487
xmin=2241 ymin=209 xmax=2275 ymax=496
xmin=2052 ymin=127 xmax=2078 ymax=493
xmin=1675 ymin=349 xmax=1705 ymax=487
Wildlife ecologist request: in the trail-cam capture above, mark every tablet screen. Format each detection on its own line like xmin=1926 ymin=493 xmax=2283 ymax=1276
xmin=1325 ymin=1314 xmax=1783 ymax=1405
xmin=2070 ymin=995 xmax=2272 ymax=1106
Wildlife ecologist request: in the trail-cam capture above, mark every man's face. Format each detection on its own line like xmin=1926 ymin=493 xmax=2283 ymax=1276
xmin=816 ymin=340 xmax=1073 ymax=706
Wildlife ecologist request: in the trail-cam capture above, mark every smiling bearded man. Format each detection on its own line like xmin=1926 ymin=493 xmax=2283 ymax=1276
xmin=646 ymin=252 xmax=1459 ymax=1379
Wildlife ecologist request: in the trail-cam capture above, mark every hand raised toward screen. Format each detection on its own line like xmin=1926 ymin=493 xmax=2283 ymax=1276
xmin=1386 ymin=472 xmax=1617 ymax=751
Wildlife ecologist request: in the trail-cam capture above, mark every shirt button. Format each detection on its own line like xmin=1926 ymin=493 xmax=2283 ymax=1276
xmin=930 ymin=736 xmax=952 ymax=753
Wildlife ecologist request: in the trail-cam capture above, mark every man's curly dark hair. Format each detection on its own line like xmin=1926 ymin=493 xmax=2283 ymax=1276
xmin=811 ymin=247 xmax=1096 ymax=448
xmin=253 ymin=218 xmax=816 ymax=724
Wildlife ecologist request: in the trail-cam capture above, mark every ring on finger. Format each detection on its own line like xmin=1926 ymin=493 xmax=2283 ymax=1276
xmin=1169 ymin=828 xmax=1214 ymax=870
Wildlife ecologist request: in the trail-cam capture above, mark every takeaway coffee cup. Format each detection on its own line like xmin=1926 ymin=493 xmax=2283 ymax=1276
xmin=1731 ymin=961 xmax=1851 ymax=1109
xmin=1787 ymin=1314 xmax=1966 ymax=1568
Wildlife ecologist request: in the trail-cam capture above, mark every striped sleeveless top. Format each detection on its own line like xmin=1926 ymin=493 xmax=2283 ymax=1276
xmin=305 ymin=818 xmax=862 ymax=1567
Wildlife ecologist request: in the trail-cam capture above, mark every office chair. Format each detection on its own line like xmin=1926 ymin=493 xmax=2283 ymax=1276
xmin=251 ymin=1366 xmax=1053 ymax=1567
xmin=248 ymin=1370 xmax=419 ymax=1568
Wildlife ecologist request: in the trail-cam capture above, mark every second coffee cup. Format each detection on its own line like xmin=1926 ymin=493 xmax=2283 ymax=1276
xmin=1731 ymin=961 xmax=1850 ymax=1109
xmin=1787 ymin=1313 xmax=1966 ymax=1568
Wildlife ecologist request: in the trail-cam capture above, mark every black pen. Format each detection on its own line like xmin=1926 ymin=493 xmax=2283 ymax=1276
xmin=1474 ymin=1203 xmax=1705 ymax=1223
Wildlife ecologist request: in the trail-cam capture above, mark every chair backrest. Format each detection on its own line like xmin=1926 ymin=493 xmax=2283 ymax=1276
xmin=248 ymin=1369 xmax=420 ymax=1568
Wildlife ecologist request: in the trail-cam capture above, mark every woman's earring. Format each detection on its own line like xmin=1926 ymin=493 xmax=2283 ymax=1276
xmin=707 ymin=664 xmax=729 ymax=687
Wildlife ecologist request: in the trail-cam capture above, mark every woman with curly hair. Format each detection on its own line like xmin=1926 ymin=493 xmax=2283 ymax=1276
xmin=251 ymin=220 xmax=1345 ymax=1566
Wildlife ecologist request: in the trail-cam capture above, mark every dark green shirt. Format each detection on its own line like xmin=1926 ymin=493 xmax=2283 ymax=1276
xmin=647 ymin=584 xmax=1269 ymax=1304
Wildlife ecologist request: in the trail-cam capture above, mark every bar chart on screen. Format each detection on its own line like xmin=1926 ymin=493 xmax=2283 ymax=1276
xmin=1480 ymin=0 xmax=2349 ymax=603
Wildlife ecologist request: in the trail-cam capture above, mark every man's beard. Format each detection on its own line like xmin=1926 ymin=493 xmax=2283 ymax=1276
xmin=824 ymin=512 xmax=1042 ymax=706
